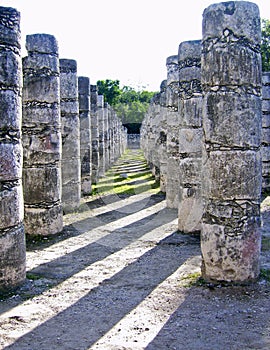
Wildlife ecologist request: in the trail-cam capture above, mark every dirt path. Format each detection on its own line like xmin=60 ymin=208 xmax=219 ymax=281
xmin=0 ymin=149 xmax=270 ymax=350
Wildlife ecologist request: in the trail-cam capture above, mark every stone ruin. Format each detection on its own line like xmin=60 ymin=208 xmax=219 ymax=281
xmin=141 ymin=1 xmax=268 ymax=284
xmin=0 ymin=7 xmax=26 ymax=292
xmin=0 ymin=0 xmax=269 ymax=291
xmin=0 ymin=7 xmax=127 ymax=292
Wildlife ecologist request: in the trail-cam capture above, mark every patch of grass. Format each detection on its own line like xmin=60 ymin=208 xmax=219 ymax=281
xmin=180 ymin=271 xmax=205 ymax=287
xmin=262 ymin=237 xmax=270 ymax=251
xmin=26 ymin=272 xmax=42 ymax=281
xmin=92 ymin=150 xmax=160 ymax=197
xmin=260 ymin=268 xmax=270 ymax=282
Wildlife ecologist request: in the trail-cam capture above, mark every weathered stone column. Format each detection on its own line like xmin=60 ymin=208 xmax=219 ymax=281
xmin=60 ymin=59 xmax=81 ymax=212
xmin=90 ymin=85 xmax=99 ymax=184
xmin=0 ymin=6 xmax=26 ymax=291
xmin=97 ymin=94 xmax=105 ymax=177
xmin=201 ymin=1 xmax=262 ymax=283
xmin=22 ymin=34 xmax=63 ymax=235
xmin=78 ymin=76 xmax=92 ymax=195
xmin=262 ymin=72 xmax=270 ymax=193
xmin=166 ymin=55 xmax=180 ymax=208
xmin=104 ymin=102 xmax=109 ymax=171
xmin=108 ymin=105 xmax=114 ymax=166
xmin=178 ymin=40 xmax=203 ymax=233
xmin=157 ymin=80 xmax=168 ymax=192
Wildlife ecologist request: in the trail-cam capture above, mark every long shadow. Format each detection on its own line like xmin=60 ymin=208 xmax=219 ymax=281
xmin=0 ymin=206 xmax=176 ymax=315
xmin=3 ymin=231 xmax=201 ymax=350
xmin=26 ymin=193 xmax=165 ymax=252
xmin=145 ymin=283 xmax=270 ymax=350
xmin=94 ymin=177 xmax=155 ymax=193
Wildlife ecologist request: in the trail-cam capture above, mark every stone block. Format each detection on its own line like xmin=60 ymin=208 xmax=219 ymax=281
xmin=0 ymin=51 xmax=21 ymax=87
xmin=0 ymin=90 xmax=22 ymax=130
xmin=203 ymin=92 xmax=261 ymax=148
xmin=202 ymin=2 xmax=261 ymax=44
xmin=201 ymin=217 xmax=261 ymax=282
xmin=22 ymin=75 xmax=60 ymax=103
xmin=0 ymin=184 xmax=24 ymax=229
xmin=262 ymin=84 xmax=270 ymax=100
xmin=178 ymin=186 xmax=203 ymax=232
xmin=203 ymin=150 xmax=261 ymax=200
xmin=23 ymin=167 xmax=61 ymax=204
xmin=179 ymin=66 xmax=201 ymax=82
xmin=22 ymin=54 xmax=59 ymax=75
xmin=22 ymin=103 xmax=59 ymax=127
xmin=24 ymin=204 xmax=63 ymax=236
xmin=179 ymin=128 xmax=202 ymax=155
xmin=0 ymin=224 xmax=26 ymax=292
xmin=25 ymin=33 xmax=58 ymax=54
xmin=179 ymin=97 xmax=202 ymax=127
xmin=179 ymin=157 xmax=202 ymax=185
xmin=262 ymin=128 xmax=270 ymax=144
xmin=22 ymin=131 xmax=61 ymax=165
xmin=0 ymin=7 xmax=21 ymax=49
xmin=0 ymin=142 xmax=22 ymax=181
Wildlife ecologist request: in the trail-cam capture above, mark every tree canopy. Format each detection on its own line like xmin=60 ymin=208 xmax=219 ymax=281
xmin=97 ymin=79 xmax=156 ymax=125
xmin=262 ymin=18 xmax=270 ymax=72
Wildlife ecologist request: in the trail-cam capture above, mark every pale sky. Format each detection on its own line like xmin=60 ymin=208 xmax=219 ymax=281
xmin=1 ymin=0 xmax=270 ymax=91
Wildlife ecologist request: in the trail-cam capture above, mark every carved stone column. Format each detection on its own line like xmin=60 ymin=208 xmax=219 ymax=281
xmin=262 ymin=72 xmax=270 ymax=193
xmin=78 ymin=76 xmax=92 ymax=195
xmin=0 ymin=6 xmax=26 ymax=291
xmin=22 ymin=34 xmax=63 ymax=235
xmin=90 ymin=85 xmax=99 ymax=184
xmin=178 ymin=40 xmax=203 ymax=233
xmin=166 ymin=55 xmax=180 ymax=208
xmin=201 ymin=1 xmax=262 ymax=283
xmin=60 ymin=59 xmax=81 ymax=212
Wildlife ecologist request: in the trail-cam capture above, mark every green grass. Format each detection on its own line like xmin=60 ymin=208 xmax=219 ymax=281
xmin=92 ymin=149 xmax=160 ymax=196
xmin=260 ymin=268 xmax=270 ymax=282
xmin=179 ymin=272 xmax=205 ymax=287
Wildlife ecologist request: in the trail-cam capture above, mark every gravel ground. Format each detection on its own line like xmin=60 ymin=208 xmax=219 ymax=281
xmin=0 ymin=149 xmax=269 ymax=350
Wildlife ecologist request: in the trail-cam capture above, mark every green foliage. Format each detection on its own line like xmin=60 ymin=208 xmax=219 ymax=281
xmin=262 ymin=19 xmax=270 ymax=72
xmin=96 ymin=79 xmax=121 ymax=105
xmin=97 ymin=79 xmax=156 ymax=125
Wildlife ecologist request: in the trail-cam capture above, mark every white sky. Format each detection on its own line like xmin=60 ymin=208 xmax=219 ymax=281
xmin=1 ymin=0 xmax=270 ymax=91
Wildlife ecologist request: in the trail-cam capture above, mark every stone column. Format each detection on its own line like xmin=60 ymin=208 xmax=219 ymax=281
xmin=157 ymin=80 xmax=167 ymax=192
xmin=22 ymin=34 xmax=63 ymax=235
xmin=90 ymin=85 xmax=99 ymax=184
xmin=166 ymin=55 xmax=180 ymax=208
xmin=262 ymin=72 xmax=270 ymax=193
xmin=104 ymin=102 xmax=109 ymax=171
xmin=78 ymin=76 xmax=92 ymax=195
xmin=201 ymin=1 xmax=262 ymax=283
xmin=97 ymin=95 xmax=105 ymax=177
xmin=60 ymin=59 xmax=81 ymax=213
xmin=108 ymin=105 xmax=114 ymax=166
xmin=0 ymin=6 xmax=26 ymax=291
xmin=178 ymin=40 xmax=203 ymax=233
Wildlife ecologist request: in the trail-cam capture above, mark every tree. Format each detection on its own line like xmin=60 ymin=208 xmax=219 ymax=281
xmin=261 ymin=19 xmax=270 ymax=72
xmin=96 ymin=79 xmax=156 ymax=126
xmin=96 ymin=79 xmax=121 ymax=105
